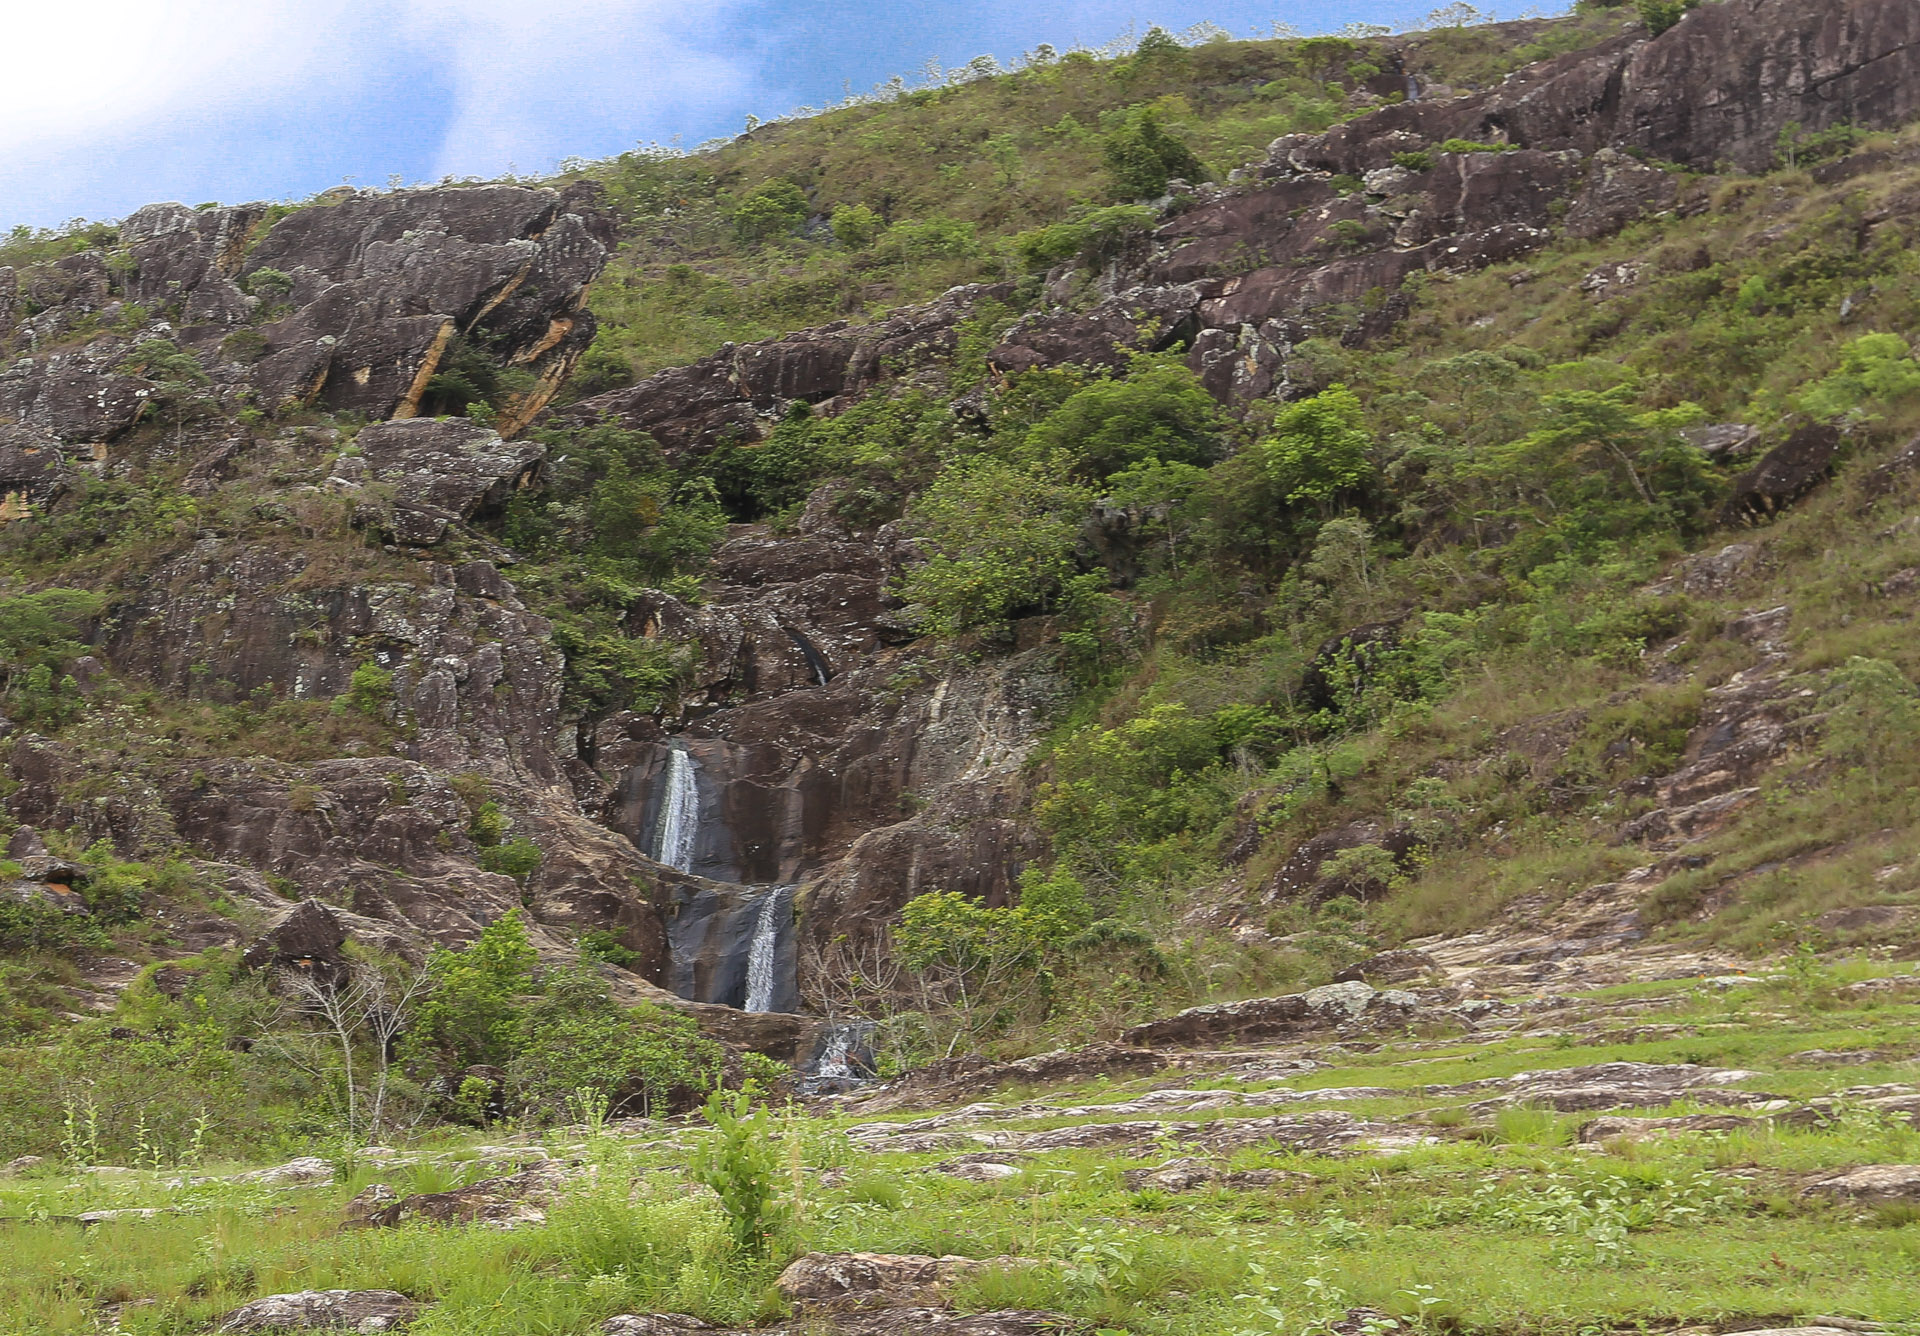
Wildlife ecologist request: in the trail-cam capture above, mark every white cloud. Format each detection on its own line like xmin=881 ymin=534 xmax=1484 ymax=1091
xmin=403 ymin=0 xmax=754 ymax=178
xmin=0 ymin=0 xmax=752 ymax=225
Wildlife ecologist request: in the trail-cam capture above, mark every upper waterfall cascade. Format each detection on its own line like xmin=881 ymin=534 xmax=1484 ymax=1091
xmin=653 ymin=746 xmax=699 ymax=873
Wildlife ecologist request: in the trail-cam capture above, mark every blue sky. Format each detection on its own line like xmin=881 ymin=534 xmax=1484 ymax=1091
xmin=0 ymin=0 xmax=1561 ymax=232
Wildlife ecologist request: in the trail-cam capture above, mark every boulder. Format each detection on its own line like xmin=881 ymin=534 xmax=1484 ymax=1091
xmin=216 ymin=1290 xmax=416 ymax=1332
xmin=1121 ymin=981 xmax=1420 ymax=1048
xmin=241 ymin=901 xmax=354 ymax=988
xmin=1722 ymin=425 xmax=1843 ymax=524
xmin=355 ymin=1161 xmax=570 ymax=1229
xmin=336 ymin=418 xmax=544 ymax=545
xmin=1334 ymin=949 xmax=1439 ymax=985
xmin=776 ymin=1253 xmax=991 ymax=1308
xmin=1803 ymin=1164 xmax=1920 ymax=1204
xmin=235 ymin=1156 xmax=335 ymax=1186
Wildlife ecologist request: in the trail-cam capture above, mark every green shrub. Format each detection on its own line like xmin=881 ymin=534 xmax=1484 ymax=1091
xmin=894 ymin=456 xmax=1092 ymax=636
xmin=333 ymin=660 xmax=393 ymax=719
xmin=1636 ymin=0 xmax=1699 ymax=35
xmin=732 ymin=179 xmax=809 ymax=243
xmin=1391 ymin=150 xmax=1434 ymax=172
xmin=1260 ymin=383 xmax=1374 ymax=508
xmin=1101 ymin=106 xmax=1205 ymax=198
xmin=829 ymin=203 xmax=884 ymax=248
xmin=478 ymin=837 xmax=541 ymax=883
xmin=690 ymin=1088 xmax=792 ymax=1255
xmin=405 ymin=910 xmax=541 ymax=1072
xmin=1795 ymin=332 xmax=1920 ymax=422
xmin=1023 ymin=356 xmax=1225 ymax=482
xmin=510 ymin=967 xmax=720 ymax=1118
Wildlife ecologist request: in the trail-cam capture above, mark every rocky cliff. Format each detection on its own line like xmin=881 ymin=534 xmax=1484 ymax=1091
xmin=3 ymin=0 xmax=1917 ymax=1056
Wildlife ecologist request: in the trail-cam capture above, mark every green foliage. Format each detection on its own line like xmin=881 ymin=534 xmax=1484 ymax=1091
xmin=1636 ymin=0 xmax=1699 ymax=36
xmin=0 ymin=899 xmax=109 ymax=955
xmin=477 ymin=837 xmax=541 ymax=883
xmin=1822 ymin=657 xmax=1920 ymax=798
xmin=578 ymin=928 xmax=642 ymax=969
xmin=1795 ymin=333 xmax=1920 ymax=422
xmin=690 ymin=1088 xmax=791 ymax=1255
xmin=1010 ymin=205 xmax=1156 ymax=272
xmin=467 ymin=800 xmax=509 ymax=848
xmin=508 ymin=966 xmax=720 ymax=1118
xmin=895 ymin=455 xmax=1093 ymax=637
xmin=1022 ymin=357 xmax=1225 ymax=482
xmin=405 ymin=910 xmax=541 ymax=1073
xmin=0 ymin=589 xmax=104 ymax=727
xmin=1101 ymin=106 xmax=1205 ymax=198
xmin=333 ymin=661 xmax=393 ymax=719
xmin=829 ymin=203 xmax=884 ymax=248
xmin=244 ymin=267 xmax=294 ymax=298
xmin=731 ymin=179 xmax=809 ymax=243
xmin=1260 ymin=383 xmax=1374 ymax=507
xmin=1392 ymin=150 xmax=1434 ymax=172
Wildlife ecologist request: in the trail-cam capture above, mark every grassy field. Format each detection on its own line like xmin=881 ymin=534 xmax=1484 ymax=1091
xmin=4 ymin=967 xmax=1914 ymax=1336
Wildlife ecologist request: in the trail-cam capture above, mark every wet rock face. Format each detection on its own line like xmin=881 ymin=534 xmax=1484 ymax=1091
xmin=665 ymin=882 xmax=799 ymax=1012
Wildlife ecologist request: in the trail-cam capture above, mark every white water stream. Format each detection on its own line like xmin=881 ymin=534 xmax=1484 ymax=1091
xmin=743 ymin=884 xmax=792 ymax=1013
xmin=653 ymin=747 xmax=699 ymax=873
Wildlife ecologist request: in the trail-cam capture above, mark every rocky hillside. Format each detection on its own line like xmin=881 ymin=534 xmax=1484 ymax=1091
xmin=0 ymin=0 xmax=1918 ymax=1153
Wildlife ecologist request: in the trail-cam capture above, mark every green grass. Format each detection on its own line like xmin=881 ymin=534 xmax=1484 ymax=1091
xmin=5 ymin=980 xmax=1914 ymax=1334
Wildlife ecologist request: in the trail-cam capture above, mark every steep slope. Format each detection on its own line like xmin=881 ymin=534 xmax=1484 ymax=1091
xmin=0 ymin=0 xmax=1917 ymax=1132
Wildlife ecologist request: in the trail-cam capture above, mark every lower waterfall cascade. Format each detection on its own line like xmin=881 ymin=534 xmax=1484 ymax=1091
xmin=743 ymin=884 xmax=794 ymax=1014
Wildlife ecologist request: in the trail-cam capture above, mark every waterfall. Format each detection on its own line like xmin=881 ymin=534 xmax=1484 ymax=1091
xmin=653 ymin=746 xmax=699 ymax=873
xmin=743 ymin=884 xmax=792 ymax=1013
xmin=783 ymin=627 xmax=833 ymax=687
xmin=812 ymin=1020 xmax=869 ymax=1078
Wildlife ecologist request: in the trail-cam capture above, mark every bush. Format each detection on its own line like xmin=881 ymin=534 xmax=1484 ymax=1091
xmin=1636 ymin=0 xmax=1699 ymax=35
xmin=690 ymin=1088 xmax=791 ymax=1255
xmin=405 ymin=910 xmax=541 ymax=1072
xmin=894 ymin=456 xmax=1092 ymax=636
xmin=334 ymin=661 xmax=393 ymax=719
xmin=830 ymin=203 xmax=884 ymax=248
xmin=1796 ymin=333 xmax=1920 ymax=422
xmin=1260 ymin=383 xmax=1374 ymax=508
xmin=732 ymin=179 xmax=809 ymax=244
xmin=1101 ymin=106 xmax=1205 ymax=198
xmin=1023 ymin=357 xmax=1224 ymax=482
xmin=510 ymin=968 xmax=720 ymax=1118
xmin=478 ymin=837 xmax=542 ymax=883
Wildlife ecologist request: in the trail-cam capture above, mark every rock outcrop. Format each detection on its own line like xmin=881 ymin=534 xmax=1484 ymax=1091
xmin=0 ymin=184 xmax=609 ymax=454
xmin=1121 ymin=980 xmax=1421 ymax=1047
xmin=217 ymin=1290 xmax=416 ymax=1332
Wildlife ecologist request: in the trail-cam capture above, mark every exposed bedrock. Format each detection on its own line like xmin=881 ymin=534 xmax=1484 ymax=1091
xmin=560 ymin=0 xmax=1920 ymax=453
xmin=0 ymin=183 xmax=611 ymax=447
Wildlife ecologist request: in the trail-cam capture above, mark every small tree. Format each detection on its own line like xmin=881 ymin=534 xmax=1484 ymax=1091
xmin=269 ymin=958 xmax=430 ymax=1144
xmin=1822 ymin=656 xmax=1920 ymax=799
xmin=1101 ymin=107 xmax=1204 ymax=198
xmin=690 ymin=1089 xmax=791 ymax=1255
xmin=732 ymin=180 xmax=809 ymax=244
xmin=1261 ymin=383 xmax=1374 ymax=511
